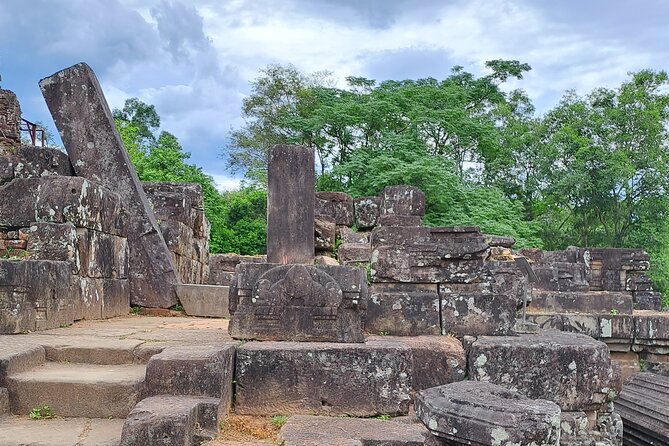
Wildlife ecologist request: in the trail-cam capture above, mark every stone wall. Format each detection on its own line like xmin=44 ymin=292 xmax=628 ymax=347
xmin=0 ymin=89 xmax=21 ymax=151
xmin=208 ymin=253 xmax=266 ymax=286
xmin=143 ymin=182 xmax=210 ymax=284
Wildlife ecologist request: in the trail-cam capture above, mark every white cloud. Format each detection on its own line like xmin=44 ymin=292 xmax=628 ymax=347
xmin=208 ymin=173 xmax=243 ymax=192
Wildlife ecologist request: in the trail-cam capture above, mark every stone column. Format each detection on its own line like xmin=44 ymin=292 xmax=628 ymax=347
xmin=39 ymin=63 xmax=180 ymax=308
xmin=266 ymin=144 xmax=314 ymax=264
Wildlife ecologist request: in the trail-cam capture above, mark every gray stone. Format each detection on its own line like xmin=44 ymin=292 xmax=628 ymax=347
xmin=209 ymin=253 xmax=267 ymax=273
xmin=267 ymin=144 xmax=314 ymax=264
xmin=314 ymin=214 xmax=336 ymax=251
xmin=120 ymin=395 xmax=219 ymax=446
xmin=315 ymin=191 xmax=354 ymax=227
xmin=381 ymin=185 xmax=425 ymax=216
xmin=208 ymin=270 xmax=234 ymax=286
xmin=339 ymin=226 xmax=369 ymax=244
xmin=366 ymin=283 xmax=440 ymax=336
xmin=469 ymin=331 xmax=615 ymax=411
xmin=633 ymin=312 xmax=669 ymax=353
xmin=525 ymin=313 xmax=600 ymax=338
xmin=354 ymin=196 xmax=381 ymax=229
xmin=40 ymin=63 xmax=180 ymax=308
xmin=176 ymin=284 xmax=230 ymax=318
xmin=377 ymin=214 xmax=422 ymax=227
xmin=234 ymin=339 xmax=412 ymax=416
xmin=488 ymin=260 xmax=528 ymax=308
xmin=145 ymin=344 xmax=235 ymax=412
xmin=229 ymin=263 xmax=367 ymax=342
xmin=0 ymin=260 xmax=74 ymax=333
xmin=533 ymin=263 xmax=589 ymax=291
xmin=277 ymin=415 xmax=427 ymax=446
xmin=439 ymin=283 xmax=517 ymax=336
xmin=529 ymin=290 xmax=633 ymax=314
xmin=0 ymin=89 xmax=21 ymax=150
xmin=616 ymin=372 xmax=669 ymax=445
xmin=415 ymin=381 xmax=561 ymax=446
xmin=1 ymin=145 xmax=74 ymax=183
xmin=337 ymin=242 xmax=371 ymax=264
xmin=485 ymin=234 xmax=516 ymax=248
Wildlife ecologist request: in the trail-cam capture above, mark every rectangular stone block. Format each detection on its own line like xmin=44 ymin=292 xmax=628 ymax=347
xmin=0 ymin=260 xmax=74 ymax=333
xmin=439 ymin=283 xmax=516 ymax=336
xmin=377 ymin=214 xmax=422 ymax=227
xmin=24 ymin=222 xmax=78 ymax=266
xmin=529 ymin=290 xmax=633 ymax=314
xmin=234 ymin=340 xmax=412 ymax=416
xmin=337 ymin=243 xmax=371 ymax=264
xmin=353 ymin=196 xmax=380 ymax=229
xmin=40 ymin=63 xmax=180 ymax=308
xmin=315 ymin=192 xmax=354 ymax=226
xmin=532 ymin=263 xmax=589 ymax=291
xmin=266 ymin=144 xmax=314 ymax=264
xmin=525 ymin=313 xmax=600 ymax=339
xmin=208 ymin=271 xmax=234 ymax=286
xmin=176 ymin=284 xmax=229 ymax=318
xmin=610 ymin=352 xmax=641 ymax=382
xmin=338 ymin=227 xmax=369 ymax=244
xmin=381 ymin=185 xmax=425 ymax=216
xmin=102 ymin=278 xmax=130 ymax=319
xmin=366 ymin=283 xmax=440 ymax=336
xmin=633 ymin=312 xmax=669 ymax=353
xmin=76 ymin=228 xmax=128 ymax=279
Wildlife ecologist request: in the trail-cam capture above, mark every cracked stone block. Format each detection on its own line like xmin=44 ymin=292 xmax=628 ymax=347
xmin=416 ymin=381 xmax=561 ymax=446
xmin=469 ymin=331 xmax=615 ymax=411
xmin=439 ymin=283 xmax=516 ymax=336
xmin=234 ymin=339 xmax=412 ymax=416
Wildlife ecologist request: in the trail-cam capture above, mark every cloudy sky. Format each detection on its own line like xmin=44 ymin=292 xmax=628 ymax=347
xmin=1 ymin=0 xmax=668 ymax=190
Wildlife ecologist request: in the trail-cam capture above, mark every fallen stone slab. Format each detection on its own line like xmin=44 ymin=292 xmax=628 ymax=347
xmin=120 ymin=395 xmax=219 ymax=446
xmin=176 ymin=284 xmax=230 ymax=318
xmin=415 ymin=381 xmax=561 ymax=446
xmin=40 ymin=62 xmax=180 ymax=308
xmin=278 ymin=415 xmax=427 ymax=446
xmin=145 ymin=344 xmax=235 ymax=413
xmin=616 ymin=372 xmax=669 ymax=446
xmin=469 ymin=331 xmax=615 ymax=411
xmin=234 ymin=339 xmax=412 ymax=417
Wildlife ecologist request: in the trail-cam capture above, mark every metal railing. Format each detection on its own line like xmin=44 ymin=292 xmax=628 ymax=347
xmin=20 ymin=118 xmax=45 ymax=146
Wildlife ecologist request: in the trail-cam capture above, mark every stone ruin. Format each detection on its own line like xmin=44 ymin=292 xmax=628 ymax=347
xmin=1 ymin=62 xmax=669 ymax=446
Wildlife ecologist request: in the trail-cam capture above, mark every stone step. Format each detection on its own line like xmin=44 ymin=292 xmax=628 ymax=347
xmin=30 ymin=335 xmax=154 ymax=365
xmin=7 ymin=362 xmax=146 ymax=418
xmin=120 ymin=395 xmax=219 ymax=446
xmin=616 ymin=372 xmax=669 ymax=445
xmin=277 ymin=415 xmax=426 ymax=446
xmin=176 ymin=284 xmax=230 ymax=318
xmin=0 ymin=415 xmax=124 ymax=446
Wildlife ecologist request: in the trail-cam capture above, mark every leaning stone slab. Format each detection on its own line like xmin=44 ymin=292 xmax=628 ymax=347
xmin=40 ymin=63 xmax=180 ymax=308
xmin=120 ymin=395 xmax=219 ymax=446
xmin=229 ymin=263 xmax=367 ymax=343
xmin=616 ymin=372 xmax=669 ymax=445
xmin=469 ymin=331 xmax=615 ymax=411
xmin=415 ymin=381 xmax=561 ymax=446
xmin=175 ymin=284 xmax=229 ymax=318
xmin=234 ymin=339 xmax=412 ymax=417
xmin=278 ymin=415 xmax=427 ymax=446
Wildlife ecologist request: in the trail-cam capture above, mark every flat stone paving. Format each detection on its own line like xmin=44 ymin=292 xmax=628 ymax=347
xmin=0 ymin=416 xmax=125 ymax=446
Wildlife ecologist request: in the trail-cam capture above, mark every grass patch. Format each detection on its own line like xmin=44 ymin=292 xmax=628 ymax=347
xmin=219 ymin=414 xmax=287 ymax=442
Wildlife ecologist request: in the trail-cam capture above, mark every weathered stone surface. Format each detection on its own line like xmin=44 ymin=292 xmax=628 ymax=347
xmin=314 ymin=214 xmax=336 ymax=251
xmin=314 ymin=255 xmax=339 ymax=266
xmin=0 ymin=145 xmax=74 ymax=185
xmin=145 ymin=344 xmax=235 ymax=412
xmin=337 ymin=242 xmax=371 ymax=264
xmin=354 ymin=196 xmax=381 ymax=229
xmin=0 ymin=260 xmax=74 ymax=333
xmin=558 ymin=410 xmax=622 ymax=446
xmin=616 ymin=372 xmax=669 ymax=445
xmin=0 ymin=416 xmax=124 ymax=446
xmin=72 ymin=277 xmax=130 ymax=321
xmin=529 ymin=290 xmax=633 ymax=314
xmin=632 ymin=311 xmax=669 ymax=353
xmin=377 ymin=214 xmax=422 ymax=227
xmin=278 ymin=415 xmax=427 ymax=446
xmin=315 ymin=191 xmax=354 ymax=227
xmin=143 ymin=182 xmax=206 ymax=233
xmin=488 ymin=260 xmax=528 ymax=308
xmin=416 ymin=381 xmax=561 ymax=446
xmin=229 ymin=263 xmax=367 ymax=342
xmin=0 ymin=387 xmax=8 ymax=414
xmin=0 ymin=176 xmax=127 ymax=235
xmin=485 ymin=234 xmax=516 ymax=248
xmin=267 ymin=144 xmax=314 ymax=264
xmin=234 ymin=340 xmax=412 ymax=416
xmin=40 ymin=63 xmax=180 ymax=308
xmin=208 ymin=270 xmax=234 ymax=286
xmin=176 ymin=284 xmax=229 ymax=318
xmin=0 ymin=89 xmax=21 ymax=150
xmin=381 ymin=185 xmax=425 ymax=216
xmin=525 ymin=313 xmax=600 ymax=338
xmin=339 ymin=227 xmax=369 ymax=244
xmin=610 ymin=352 xmax=641 ymax=382
xmin=533 ymin=262 xmax=589 ymax=291
xmin=366 ymin=283 xmax=440 ymax=336
xmin=439 ymin=283 xmax=517 ymax=336
xmin=209 ymin=254 xmax=266 ymax=275
xmin=469 ymin=331 xmax=615 ymax=411
xmin=633 ymin=290 xmax=663 ymax=310
xmin=120 ymin=395 xmax=219 ymax=446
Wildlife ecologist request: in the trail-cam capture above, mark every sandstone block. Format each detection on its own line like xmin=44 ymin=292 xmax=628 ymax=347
xmin=416 ymin=381 xmax=561 ymax=446
xmin=529 ymin=290 xmax=633 ymax=314
xmin=314 ymin=214 xmax=336 ymax=251
xmin=354 ymin=196 xmax=381 ymax=229
xmin=439 ymin=283 xmax=516 ymax=336
xmin=234 ymin=340 xmax=412 ymax=416
xmin=366 ymin=283 xmax=440 ymax=336
xmin=337 ymin=243 xmax=371 ymax=264
xmin=469 ymin=331 xmax=615 ymax=411
xmin=381 ymin=185 xmax=425 ymax=216
xmin=526 ymin=313 xmax=600 ymax=339
xmin=339 ymin=227 xmax=369 ymax=244
xmin=315 ymin=191 xmax=354 ymax=226
xmin=377 ymin=214 xmax=422 ymax=227
xmin=176 ymin=284 xmax=229 ymax=318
